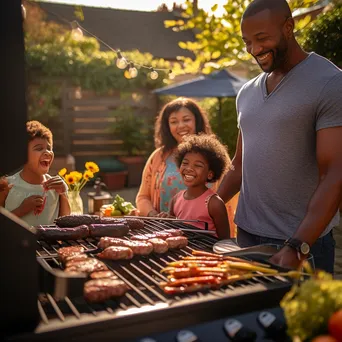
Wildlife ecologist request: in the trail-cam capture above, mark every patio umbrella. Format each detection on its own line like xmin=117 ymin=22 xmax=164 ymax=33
xmin=153 ymin=69 xmax=248 ymax=134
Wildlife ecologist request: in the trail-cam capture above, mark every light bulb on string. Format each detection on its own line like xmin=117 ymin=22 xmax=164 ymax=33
xmin=150 ymin=68 xmax=159 ymax=80
xmin=168 ymin=70 xmax=175 ymax=80
xmin=124 ymin=70 xmax=131 ymax=79
xmin=129 ymin=62 xmax=138 ymax=78
xmin=21 ymin=4 xmax=26 ymax=20
xmin=116 ymin=50 xmax=127 ymax=69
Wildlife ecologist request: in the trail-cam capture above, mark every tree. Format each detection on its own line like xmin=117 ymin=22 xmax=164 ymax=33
xmin=165 ymin=0 xmax=319 ymax=75
xmin=301 ymin=3 xmax=342 ymax=67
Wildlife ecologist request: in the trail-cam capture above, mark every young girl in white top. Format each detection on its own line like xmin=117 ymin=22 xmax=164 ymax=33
xmin=0 ymin=121 xmax=70 ymax=226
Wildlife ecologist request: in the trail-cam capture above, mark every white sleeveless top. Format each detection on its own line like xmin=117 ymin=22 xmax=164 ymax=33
xmin=5 ymin=171 xmax=60 ymax=227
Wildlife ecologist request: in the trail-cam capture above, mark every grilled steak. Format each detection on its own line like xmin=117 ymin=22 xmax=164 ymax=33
xmin=148 ymin=238 xmax=168 ymax=254
xmin=166 ymin=236 xmax=188 ymax=249
xmin=97 ymin=246 xmax=134 ymax=260
xmin=36 ymin=225 xmax=89 ymax=241
xmin=126 ymin=218 xmax=144 ymax=230
xmin=55 ymin=214 xmax=100 ymax=227
xmin=88 ymin=223 xmax=129 ymax=238
xmin=57 ymin=246 xmax=85 ymax=263
xmin=90 ymin=271 xmax=117 ymax=280
xmin=64 ymin=258 xmax=108 ymax=274
xmin=84 ymin=279 xmax=128 ymax=303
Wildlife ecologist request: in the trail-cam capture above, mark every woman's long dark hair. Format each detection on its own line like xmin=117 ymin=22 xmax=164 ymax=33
xmin=154 ymin=97 xmax=212 ymax=154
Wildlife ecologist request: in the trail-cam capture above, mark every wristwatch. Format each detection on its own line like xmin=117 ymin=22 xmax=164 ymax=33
xmin=284 ymin=238 xmax=310 ymax=258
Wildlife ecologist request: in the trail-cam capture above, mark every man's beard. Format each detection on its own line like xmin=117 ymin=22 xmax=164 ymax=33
xmin=256 ymin=37 xmax=289 ymax=73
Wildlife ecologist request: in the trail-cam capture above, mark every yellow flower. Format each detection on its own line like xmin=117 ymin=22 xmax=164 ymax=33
xmin=58 ymin=168 xmax=67 ymax=177
xmin=65 ymin=173 xmax=76 ymax=185
xmin=83 ymin=170 xmax=94 ymax=180
xmin=70 ymin=171 xmax=83 ymax=182
xmin=85 ymin=161 xmax=99 ymax=174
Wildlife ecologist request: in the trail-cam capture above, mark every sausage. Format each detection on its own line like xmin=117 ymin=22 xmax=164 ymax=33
xmin=97 ymin=246 xmax=134 ymax=260
xmin=99 ymin=217 xmax=127 ymax=225
xmin=155 ymin=231 xmax=172 ymax=240
xmin=84 ymin=278 xmax=129 ymax=303
xmin=164 ymin=229 xmax=183 ymax=236
xmin=148 ymin=238 xmax=168 ymax=254
xmin=98 ymin=237 xmax=130 ymax=249
xmin=55 ymin=214 xmax=100 ymax=227
xmin=126 ymin=218 xmax=144 ymax=230
xmin=166 ymin=236 xmax=188 ymax=249
xmin=88 ymin=223 xmax=129 ymax=238
xmin=90 ymin=271 xmax=117 ymax=280
xmin=64 ymin=254 xmax=89 ymax=265
xmin=130 ymin=235 xmax=150 ymax=241
xmin=36 ymin=225 xmax=89 ymax=241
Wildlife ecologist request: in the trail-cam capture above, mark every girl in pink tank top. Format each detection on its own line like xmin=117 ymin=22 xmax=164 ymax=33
xmin=160 ymin=134 xmax=231 ymax=239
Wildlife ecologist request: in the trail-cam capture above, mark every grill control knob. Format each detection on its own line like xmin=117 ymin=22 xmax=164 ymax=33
xmin=224 ymin=319 xmax=256 ymax=341
xmin=257 ymin=311 xmax=287 ymax=338
xmin=176 ymin=329 xmax=200 ymax=342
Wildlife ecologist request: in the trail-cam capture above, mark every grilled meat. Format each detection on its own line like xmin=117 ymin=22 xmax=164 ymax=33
xmin=64 ymin=258 xmax=108 ymax=274
xmin=99 ymin=217 xmax=127 ymax=225
xmin=90 ymin=271 xmax=117 ymax=279
xmin=57 ymin=246 xmax=85 ymax=263
xmin=36 ymin=225 xmax=89 ymax=241
xmin=155 ymin=231 xmax=172 ymax=240
xmin=166 ymin=236 xmax=188 ymax=249
xmin=64 ymin=253 xmax=89 ymax=264
xmin=55 ymin=214 xmax=100 ymax=227
xmin=130 ymin=235 xmax=150 ymax=241
xmin=97 ymin=246 xmax=134 ymax=260
xmin=148 ymin=238 xmax=168 ymax=254
xmin=88 ymin=223 xmax=129 ymax=238
xmin=164 ymin=229 xmax=183 ymax=236
xmin=126 ymin=218 xmax=144 ymax=230
xmin=84 ymin=278 xmax=129 ymax=303
xmin=97 ymin=237 xmax=153 ymax=256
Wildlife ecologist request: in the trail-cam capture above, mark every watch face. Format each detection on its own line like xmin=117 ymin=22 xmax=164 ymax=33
xmin=300 ymin=243 xmax=310 ymax=255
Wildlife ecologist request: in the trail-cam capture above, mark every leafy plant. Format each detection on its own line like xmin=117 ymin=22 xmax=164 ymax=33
xmin=109 ymin=106 xmax=153 ymax=156
xmin=301 ymin=3 xmax=342 ymax=67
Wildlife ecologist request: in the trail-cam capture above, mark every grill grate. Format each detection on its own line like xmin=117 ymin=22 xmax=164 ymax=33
xmin=34 ymin=219 xmax=291 ymax=335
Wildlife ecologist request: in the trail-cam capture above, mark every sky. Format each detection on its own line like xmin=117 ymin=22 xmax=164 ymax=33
xmin=41 ymin=0 xmax=228 ymax=15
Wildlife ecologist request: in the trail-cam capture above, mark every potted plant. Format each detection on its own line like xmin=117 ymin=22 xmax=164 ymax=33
xmin=110 ymin=105 xmax=153 ymax=187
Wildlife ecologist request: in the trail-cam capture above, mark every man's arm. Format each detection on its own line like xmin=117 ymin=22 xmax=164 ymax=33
xmin=271 ymin=126 xmax=342 ymax=269
xmin=293 ymin=126 xmax=342 ymax=245
xmin=217 ymin=131 xmax=243 ymax=203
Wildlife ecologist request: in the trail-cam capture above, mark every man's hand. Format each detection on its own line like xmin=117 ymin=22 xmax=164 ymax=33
xmin=19 ymin=195 xmax=44 ymax=216
xmin=156 ymin=211 xmax=175 ymax=218
xmin=43 ymin=176 xmax=68 ymax=194
xmin=269 ymin=245 xmax=302 ymax=269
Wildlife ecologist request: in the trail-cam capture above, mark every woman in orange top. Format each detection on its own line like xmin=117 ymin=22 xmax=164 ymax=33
xmin=136 ymin=97 xmax=237 ymax=236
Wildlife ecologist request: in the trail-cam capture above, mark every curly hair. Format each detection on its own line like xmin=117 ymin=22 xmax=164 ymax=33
xmin=174 ymin=134 xmax=231 ymax=183
xmin=154 ymin=97 xmax=212 ymax=154
xmin=26 ymin=121 xmax=53 ymax=147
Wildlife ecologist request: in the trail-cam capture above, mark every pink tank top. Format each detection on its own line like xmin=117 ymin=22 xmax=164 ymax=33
xmin=173 ymin=188 xmax=216 ymax=231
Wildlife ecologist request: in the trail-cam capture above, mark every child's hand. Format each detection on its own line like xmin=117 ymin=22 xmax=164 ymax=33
xmin=0 ymin=177 xmax=13 ymax=194
xmin=43 ymin=176 xmax=68 ymax=194
xmin=20 ymin=195 xmax=44 ymax=216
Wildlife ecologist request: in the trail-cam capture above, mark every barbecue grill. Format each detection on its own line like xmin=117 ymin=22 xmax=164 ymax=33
xmin=3 ymin=213 xmax=293 ymax=342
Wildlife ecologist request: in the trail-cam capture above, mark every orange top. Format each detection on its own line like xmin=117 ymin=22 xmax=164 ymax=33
xmin=136 ymin=147 xmax=238 ymax=237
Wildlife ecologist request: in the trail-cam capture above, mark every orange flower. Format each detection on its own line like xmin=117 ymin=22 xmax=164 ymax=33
xmin=85 ymin=162 xmax=99 ymax=174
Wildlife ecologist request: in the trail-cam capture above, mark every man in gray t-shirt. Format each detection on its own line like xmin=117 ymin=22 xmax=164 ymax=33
xmin=218 ymin=0 xmax=342 ymax=273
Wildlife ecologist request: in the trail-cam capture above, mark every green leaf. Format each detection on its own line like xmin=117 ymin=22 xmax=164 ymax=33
xmin=211 ymin=4 xmax=218 ymax=12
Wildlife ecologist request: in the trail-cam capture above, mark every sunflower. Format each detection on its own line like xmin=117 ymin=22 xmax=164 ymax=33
xmin=58 ymin=168 xmax=67 ymax=177
xmin=70 ymin=171 xmax=83 ymax=182
xmin=83 ymin=170 xmax=94 ymax=180
xmin=65 ymin=173 xmax=76 ymax=185
xmin=85 ymin=161 xmax=99 ymax=174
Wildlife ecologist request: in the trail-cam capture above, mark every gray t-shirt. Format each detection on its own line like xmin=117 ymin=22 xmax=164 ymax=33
xmin=236 ymin=53 xmax=342 ymax=240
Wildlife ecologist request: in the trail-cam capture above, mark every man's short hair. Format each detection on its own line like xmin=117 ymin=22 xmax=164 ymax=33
xmin=243 ymin=0 xmax=292 ymax=20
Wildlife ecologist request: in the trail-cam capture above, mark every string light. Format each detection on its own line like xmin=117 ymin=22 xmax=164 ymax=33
xmin=150 ymin=68 xmax=159 ymax=80
xmin=116 ymin=50 xmax=127 ymax=69
xmin=168 ymin=70 xmax=176 ymax=80
xmin=129 ymin=62 xmax=138 ymax=78
xmin=34 ymin=9 xmax=174 ymax=80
